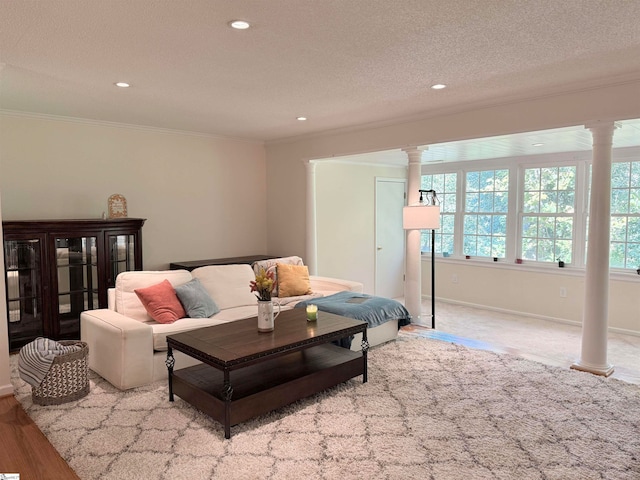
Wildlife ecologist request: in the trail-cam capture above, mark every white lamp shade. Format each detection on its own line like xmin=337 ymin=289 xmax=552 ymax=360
xmin=403 ymin=205 xmax=440 ymax=230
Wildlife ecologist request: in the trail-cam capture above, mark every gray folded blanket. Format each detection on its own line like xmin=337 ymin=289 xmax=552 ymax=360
xmin=18 ymin=337 xmax=82 ymax=387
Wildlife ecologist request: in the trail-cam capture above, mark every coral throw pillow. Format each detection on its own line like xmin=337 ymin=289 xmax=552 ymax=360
xmin=277 ymin=263 xmax=312 ymax=297
xmin=134 ymin=279 xmax=186 ymax=324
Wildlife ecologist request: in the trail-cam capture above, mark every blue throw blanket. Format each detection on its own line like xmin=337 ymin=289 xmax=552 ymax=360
xmin=295 ymin=292 xmax=411 ymax=348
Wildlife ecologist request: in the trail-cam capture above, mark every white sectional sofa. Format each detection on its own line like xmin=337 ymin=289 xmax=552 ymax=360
xmin=81 ymin=261 xmax=401 ymax=390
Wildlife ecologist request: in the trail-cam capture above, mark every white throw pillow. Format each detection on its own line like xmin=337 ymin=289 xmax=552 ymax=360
xmin=192 ymin=264 xmax=258 ymax=310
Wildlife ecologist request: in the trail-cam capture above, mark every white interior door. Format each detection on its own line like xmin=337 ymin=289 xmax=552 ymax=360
xmin=375 ymin=178 xmax=406 ymax=298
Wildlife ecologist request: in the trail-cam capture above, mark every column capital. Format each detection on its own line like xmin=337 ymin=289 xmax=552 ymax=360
xmin=585 ymin=121 xmax=620 ymax=141
xmin=402 ymin=146 xmax=423 ymax=164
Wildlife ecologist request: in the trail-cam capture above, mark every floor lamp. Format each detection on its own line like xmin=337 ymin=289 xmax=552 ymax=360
xmin=403 ymin=189 xmax=440 ymax=328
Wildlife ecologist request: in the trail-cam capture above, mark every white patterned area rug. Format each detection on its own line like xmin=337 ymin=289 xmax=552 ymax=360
xmin=11 ymin=335 xmax=640 ymax=480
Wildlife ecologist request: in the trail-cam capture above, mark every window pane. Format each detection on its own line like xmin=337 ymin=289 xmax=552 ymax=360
xmin=524 ymin=169 xmax=540 ymax=191
xmin=627 ymin=217 xmax=640 ymax=243
xmin=441 ymin=214 xmax=455 ymax=233
xmin=523 ymin=192 xmax=540 ymax=213
xmin=612 ymin=189 xmax=630 ymax=213
xmin=464 ymin=215 xmax=478 ymax=234
xmin=610 ymin=243 xmax=626 ymax=268
xmin=478 ymin=215 xmax=492 ymax=235
xmin=612 ymin=162 xmax=630 ymax=188
xmin=464 ymin=236 xmax=477 ymax=255
xmin=494 ymin=191 xmax=508 ymax=212
xmin=466 ymin=171 xmax=479 ymax=191
xmin=538 ymin=217 xmax=554 ymax=238
xmin=611 ymin=217 xmax=627 ymax=242
xmin=477 ymin=236 xmax=492 ymax=257
xmin=538 ymin=239 xmax=554 ymax=262
xmin=556 ymin=217 xmax=573 ymax=239
xmin=522 ymin=238 xmax=537 ymax=260
xmin=492 ymin=236 xmax=506 ymax=257
xmin=466 ymin=193 xmax=479 ymax=213
xmin=626 ymin=242 xmax=640 ymax=268
xmin=630 ymin=189 xmax=640 ymax=211
xmin=479 ymin=192 xmax=493 ymax=212
xmin=445 ymin=173 xmax=457 ymax=192
xmin=495 ymin=169 xmax=509 ymax=189
xmin=555 ymin=240 xmax=572 ymax=263
xmin=557 ymin=191 xmax=575 ymax=213
xmin=522 ymin=216 xmax=538 ymax=237
xmin=558 ymin=166 xmax=575 ymax=190
xmin=442 ymin=235 xmax=454 ymax=255
xmin=492 ymin=215 xmax=507 ymax=235
xmin=540 ymin=191 xmax=557 ymax=213
xmin=480 ymin=170 xmax=493 ymax=188
xmin=441 ymin=193 xmax=456 ymax=213
xmin=432 ymin=174 xmax=445 ymax=193
xmin=541 ymin=168 xmax=557 ymax=190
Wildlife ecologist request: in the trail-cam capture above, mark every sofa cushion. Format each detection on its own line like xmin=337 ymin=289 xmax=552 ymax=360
xmin=135 ymin=279 xmax=186 ymax=324
xmin=191 ymin=264 xmax=257 ymax=310
xmin=174 ymin=278 xmax=220 ymax=318
xmin=252 ymin=256 xmax=304 ymax=297
xmin=277 ymin=263 xmax=312 ymax=297
xmin=115 ymin=270 xmax=193 ymax=322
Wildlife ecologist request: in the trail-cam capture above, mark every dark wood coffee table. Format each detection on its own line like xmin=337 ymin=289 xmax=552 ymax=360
xmin=165 ymin=308 xmax=368 ymax=438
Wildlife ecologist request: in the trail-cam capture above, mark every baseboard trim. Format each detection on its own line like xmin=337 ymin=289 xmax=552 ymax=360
xmin=0 ymin=383 xmax=14 ymax=397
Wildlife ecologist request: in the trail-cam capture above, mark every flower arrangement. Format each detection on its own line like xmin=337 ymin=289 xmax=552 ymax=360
xmin=250 ymin=267 xmax=276 ymax=301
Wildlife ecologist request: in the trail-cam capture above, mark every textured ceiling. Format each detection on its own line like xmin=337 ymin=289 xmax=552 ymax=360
xmin=1 ymin=0 xmax=640 ymax=144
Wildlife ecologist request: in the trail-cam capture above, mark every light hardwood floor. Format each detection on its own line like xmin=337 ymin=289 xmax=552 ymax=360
xmin=0 ymin=395 xmax=80 ymax=479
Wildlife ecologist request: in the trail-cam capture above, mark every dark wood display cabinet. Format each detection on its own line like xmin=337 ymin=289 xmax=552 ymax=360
xmin=3 ymin=218 xmax=145 ymax=351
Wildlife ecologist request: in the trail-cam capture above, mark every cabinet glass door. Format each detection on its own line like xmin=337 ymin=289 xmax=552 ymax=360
xmin=108 ymin=234 xmax=137 ymax=287
xmin=55 ymin=236 xmax=99 ymax=338
xmin=4 ymin=238 xmax=45 ymax=349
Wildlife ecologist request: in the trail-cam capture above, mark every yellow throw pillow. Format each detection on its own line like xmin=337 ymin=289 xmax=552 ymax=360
xmin=276 ymin=263 xmax=312 ymax=297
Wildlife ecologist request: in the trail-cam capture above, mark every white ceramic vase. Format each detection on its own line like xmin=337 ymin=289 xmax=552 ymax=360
xmin=257 ymin=300 xmax=280 ymax=332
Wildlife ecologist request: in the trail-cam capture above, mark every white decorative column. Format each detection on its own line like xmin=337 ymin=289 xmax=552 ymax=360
xmin=403 ymin=147 xmax=423 ymax=323
xmin=571 ymin=121 xmax=618 ymax=376
xmin=305 ymin=160 xmax=318 ymax=275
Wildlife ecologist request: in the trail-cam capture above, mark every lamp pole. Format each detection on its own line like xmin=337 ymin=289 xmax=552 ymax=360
xmin=431 ymin=227 xmax=436 ymax=329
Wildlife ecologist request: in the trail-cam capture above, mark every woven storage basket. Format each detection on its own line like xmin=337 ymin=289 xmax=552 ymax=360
xmin=32 ymin=340 xmax=89 ymax=406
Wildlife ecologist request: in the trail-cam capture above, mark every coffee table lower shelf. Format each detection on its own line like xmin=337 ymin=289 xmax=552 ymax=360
xmin=171 ymin=343 xmax=365 ymax=437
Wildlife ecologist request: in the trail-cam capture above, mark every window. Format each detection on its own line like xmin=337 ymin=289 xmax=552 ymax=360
xmin=609 ymin=161 xmax=640 ymax=269
xmin=419 ymin=143 xmax=638 ymax=272
xmin=521 ymin=166 xmax=576 ymax=263
xmin=420 ymin=173 xmax=457 ymax=254
xmin=463 ymin=169 xmax=508 ymax=258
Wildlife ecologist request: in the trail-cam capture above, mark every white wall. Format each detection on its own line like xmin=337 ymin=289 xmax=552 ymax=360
xmin=265 ymin=80 xmax=640 ymax=334
xmin=0 ymin=114 xmax=268 ymax=269
xmin=0 ymin=194 xmax=12 ymax=396
xmin=315 ymin=161 xmax=406 ymax=292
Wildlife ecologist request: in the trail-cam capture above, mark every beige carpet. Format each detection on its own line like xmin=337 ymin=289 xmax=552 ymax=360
xmin=11 ymin=335 xmax=640 ymax=480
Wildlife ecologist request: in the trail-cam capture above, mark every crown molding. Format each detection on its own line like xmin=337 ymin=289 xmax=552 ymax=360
xmin=0 ymin=109 xmax=264 ymax=145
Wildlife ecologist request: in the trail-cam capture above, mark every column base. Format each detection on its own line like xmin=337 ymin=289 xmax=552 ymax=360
xmin=570 ymin=361 xmax=614 ymax=377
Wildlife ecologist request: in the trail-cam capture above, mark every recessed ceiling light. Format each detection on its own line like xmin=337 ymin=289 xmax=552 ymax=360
xmin=114 ymin=82 xmax=130 ymax=88
xmin=229 ymin=20 xmax=251 ymax=30
xmin=532 ymin=143 xmax=544 ymax=147
xmin=430 ymin=84 xmax=446 ymax=90
xmin=296 ymin=116 xmax=307 ymax=121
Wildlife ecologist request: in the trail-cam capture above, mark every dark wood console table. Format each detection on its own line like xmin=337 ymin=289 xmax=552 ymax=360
xmin=169 ymin=255 xmax=273 ymax=271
